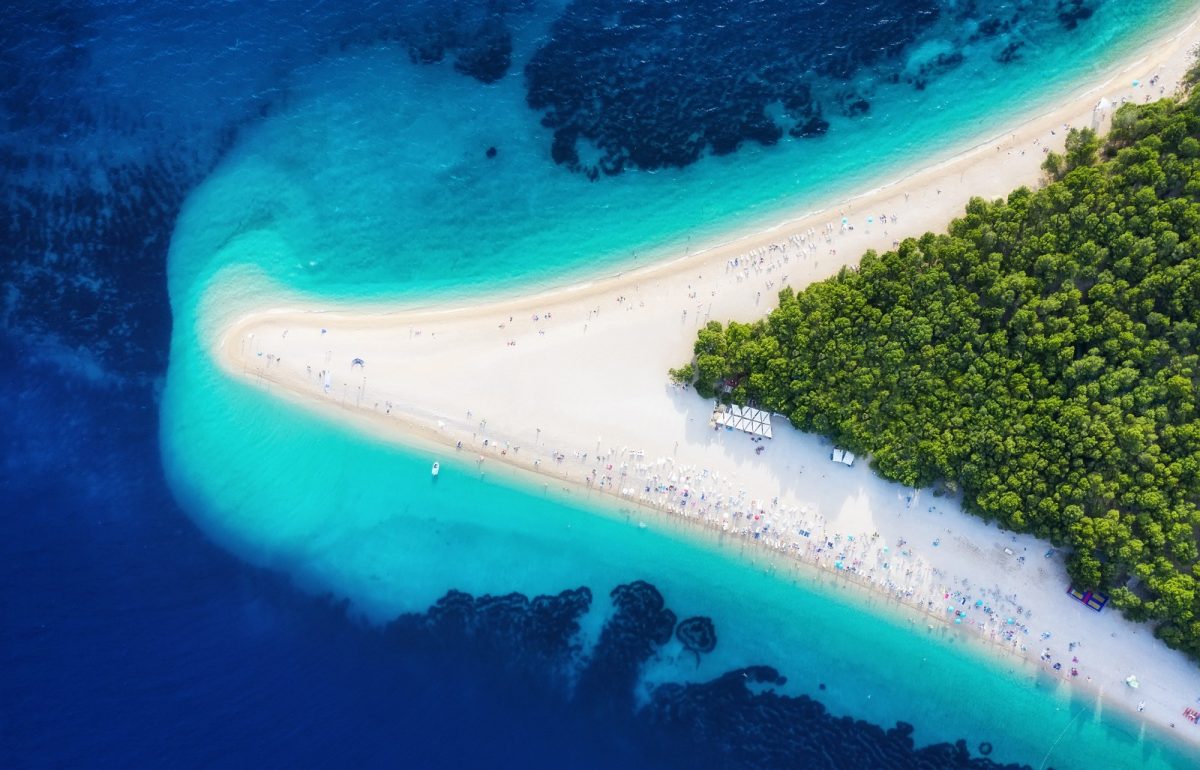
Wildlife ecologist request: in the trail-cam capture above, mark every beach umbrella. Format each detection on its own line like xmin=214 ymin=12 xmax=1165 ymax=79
xmin=1125 ymin=675 xmax=1140 ymax=689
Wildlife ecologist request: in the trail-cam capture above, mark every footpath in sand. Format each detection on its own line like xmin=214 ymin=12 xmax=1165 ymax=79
xmin=210 ymin=16 xmax=1200 ymax=749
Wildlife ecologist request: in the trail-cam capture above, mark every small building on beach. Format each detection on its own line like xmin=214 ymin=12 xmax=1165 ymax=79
xmin=831 ymin=448 xmax=856 ymax=466
xmin=711 ymin=403 xmax=773 ymax=438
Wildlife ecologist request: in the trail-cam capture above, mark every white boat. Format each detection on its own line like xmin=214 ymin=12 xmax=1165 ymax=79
xmin=431 ymin=461 xmax=440 ymax=478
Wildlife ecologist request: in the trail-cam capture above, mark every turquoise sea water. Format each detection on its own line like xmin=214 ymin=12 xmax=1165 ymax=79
xmin=162 ymin=2 xmax=1198 ymax=767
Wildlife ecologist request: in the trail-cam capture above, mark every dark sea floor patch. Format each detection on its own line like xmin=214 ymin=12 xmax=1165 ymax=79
xmin=388 ymin=581 xmax=1033 ymax=769
xmin=522 ymin=0 xmax=1070 ymax=178
xmin=382 ymin=0 xmax=528 ymax=84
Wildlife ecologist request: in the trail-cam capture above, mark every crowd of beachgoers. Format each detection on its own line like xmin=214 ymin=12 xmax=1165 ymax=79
xmin=452 ymin=417 xmax=1094 ymax=682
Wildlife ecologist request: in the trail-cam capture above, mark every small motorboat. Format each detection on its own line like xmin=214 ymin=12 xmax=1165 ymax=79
xmin=431 ymin=461 xmax=440 ymax=478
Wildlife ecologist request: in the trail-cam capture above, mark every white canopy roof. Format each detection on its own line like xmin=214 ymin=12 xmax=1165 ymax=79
xmin=713 ymin=404 xmax=773 ymax=438
xmin=832 ymin=448 xmax=856 ymax=466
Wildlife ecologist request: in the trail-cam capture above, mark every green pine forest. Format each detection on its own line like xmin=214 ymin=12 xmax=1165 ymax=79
xmin=674 ymin=80 xmax=1200 ymax=659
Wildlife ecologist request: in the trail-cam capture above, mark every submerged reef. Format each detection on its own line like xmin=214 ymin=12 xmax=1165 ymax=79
xmin=523 ymin=0 xmax=944 ymax=177
xmin=648 ymin=668 xmax=1031 ymax=770
xmin=675 ymin=616 xmax=717 ymax=661
xmin=1055 ymin=0 xmax=1095 ymax=31
xmin=391 ymin=0 xmax=524 ymax=83
xmin=387 ymin=580 xmax=1032 ymax=769
xmin=523 ymin=0 xmax=1088 ymax=178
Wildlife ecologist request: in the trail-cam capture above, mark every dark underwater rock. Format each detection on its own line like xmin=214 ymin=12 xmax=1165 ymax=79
xmin=575 ymin=580 xmax=677 ymax=713
xmin=907 ymin=51 xmax=965 ymax=91
xmin=453 ymin=16 xmax=512 ymax=84
xmin=383 ymin=579 xmax=1034 ymax=769
xmin=385 ymin=586 xmax=593 ymax=680
xmin=675 ymin=616 xmax=717 ymax=657
xmin=1 ymin=144 xmax=224 ymax=384
xmin=995 ymin=41 xmax=1025 ymax=65
xmin=399 ymin=1 xmax=521 ymax=84
xmin=1055 ymin=0 xmax=1095 ymax=31
xmin=844 ymin=97 xmax=872 ymax=117
xmin=645 ymin=666 xmax=1033 ymax=769
xmin=976 ymin=17 xmax=1008 ymax=39
xmin=524 ymin=0 xmax=944 ymax=177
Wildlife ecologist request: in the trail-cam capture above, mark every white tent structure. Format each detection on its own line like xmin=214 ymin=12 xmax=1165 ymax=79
xmin=831 ymin=448 xmax=856 ymax=466
xmin=712 ymin=404 xmax=773 ymax=438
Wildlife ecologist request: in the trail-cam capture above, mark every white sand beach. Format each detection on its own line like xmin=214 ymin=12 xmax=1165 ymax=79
xmin=205 ymin=14 xmax=1200 ymax=750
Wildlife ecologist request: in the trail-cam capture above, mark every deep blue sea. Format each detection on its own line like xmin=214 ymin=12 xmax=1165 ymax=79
xmin=4 ymin=1 xmax=1198 ymax=768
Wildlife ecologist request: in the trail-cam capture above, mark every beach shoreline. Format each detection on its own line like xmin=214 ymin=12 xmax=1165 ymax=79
xmin=211 ymin=7 xmax=1200 ymax=324
xmin=200 ymin=10 xmax=1200 ymax=754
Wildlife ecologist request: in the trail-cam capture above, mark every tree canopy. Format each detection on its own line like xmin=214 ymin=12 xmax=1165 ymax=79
xmin=680 ymin=90 xmax=1200 ymax=660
